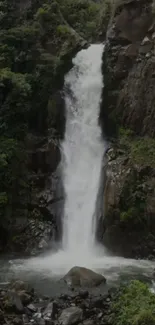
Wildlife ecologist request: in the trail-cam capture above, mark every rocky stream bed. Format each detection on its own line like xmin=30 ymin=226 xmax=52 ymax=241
xmin=1 ymin=263 xmax=155 ymax=325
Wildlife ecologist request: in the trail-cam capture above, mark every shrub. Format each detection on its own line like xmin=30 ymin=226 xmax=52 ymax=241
xmin=119 ymin=128 xmax=155 ymax=168
xmin=109 ymin=281 xmax=155 ymax=325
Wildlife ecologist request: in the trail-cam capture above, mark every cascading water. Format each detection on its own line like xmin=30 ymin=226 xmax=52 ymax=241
xmin=61 ymin=44 xmax=105 ymax=256
xmin=9 ymin=44 xmax=155 ymax=283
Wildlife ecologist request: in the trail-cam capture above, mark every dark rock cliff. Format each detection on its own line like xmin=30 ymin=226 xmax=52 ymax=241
xmin=101 ymin=0 xmax=155 ymax=258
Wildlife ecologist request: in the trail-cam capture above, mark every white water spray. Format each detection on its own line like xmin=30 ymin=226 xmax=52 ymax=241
xmin=61 ymin=44 xmax=104 ymax=255
xmin=9 ymin=44 xmax=155 ymax=281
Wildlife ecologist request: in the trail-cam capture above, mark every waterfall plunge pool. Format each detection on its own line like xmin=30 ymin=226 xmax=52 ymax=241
xmin=1 ymin=44 xmax=155 ymax=295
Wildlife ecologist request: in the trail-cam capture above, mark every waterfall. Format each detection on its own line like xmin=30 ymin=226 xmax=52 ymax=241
xmin=61 ymin=44 xmax=105 ymax=256
xmin=11 ymin=44 xmax=155 ymax=280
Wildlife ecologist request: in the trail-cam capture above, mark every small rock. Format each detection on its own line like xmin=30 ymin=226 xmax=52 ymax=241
xmin=27 ymin=304 xmax=37 ymax=313
xmin=79 ymin=301 xmax=89 ymax=310
xmin=43 ymin=302 xmax=54 ymax=318
xmin=60 ymin=294 xmax=69 ymax=300
xmin=98 ymin=312 xmax=103 ymax=319
xmin=59 ymin=307 xmax=83 ymax=325
xmin=141 ymin=36 xmax=150 ymax=45
xmin=83 ymin=320 xmax=94 ymax=325
xmin=91 ymin=297 xmax=104 ymax=308
xmin=33 ymin=312 xmax=42 ymax=320
xmin=39 ymin=319 xmax=46 ymax=325
xmin=78 ymin=290 xmax=89 ymax=299
xmin=0 ymin=290 xmax=6 ymax=297
xmin=25 ymin=307 xmax=33 ymax=316
xmin=145 ymin=52 xmax=151 ymax=58
xmin=38 ymin=239 xmax=48 ymax=250
xmin=13 ymin=317 xmax=23 ymax=325
xmin=22 ymin=314 xmax=29 ymax=323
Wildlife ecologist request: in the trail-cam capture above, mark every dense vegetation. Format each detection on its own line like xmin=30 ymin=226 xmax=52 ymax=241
xmin=116 ymin=128 xmax=155 ymax=225
xmin=0 ymin=0 xmax=110 ymax=249
xmin=119 ymin=128 xmax=155 ymax=169
xmin=108 ymin=281 xmax=155 ymax=325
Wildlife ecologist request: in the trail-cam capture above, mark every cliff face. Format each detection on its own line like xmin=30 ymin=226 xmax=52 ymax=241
xmin=101 ymin=0 xmax=155 ymax=258
xmin=101 ymin=0 xmax=155 ymax=136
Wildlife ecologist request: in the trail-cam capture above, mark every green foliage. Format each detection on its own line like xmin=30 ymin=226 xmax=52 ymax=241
xmin=56 ymin=24 xmax=71 ymax=37
xmin=131 ymin=138 xmax=155 ymax=168
xmin=119 ymin=128 xmax=155 ymax=168
xmin=109 ymin=281 xmax=155 ymax=325
xmin=0 ymin=137 xmax=28 ymax=223
xmin=0 ymin=68 xmax=32 ymax=138
xmin=120 ymin=207 xmax=138 ymax=222
xmin=57 ymin=0 xmax=111 ymax=40
xmin=0 ymin=192 xmax=8 ymax=207
xmin=0 ymin=0 xmax=111 ymax=236
xmin=119 ymin=169 xmax=147 ymax=226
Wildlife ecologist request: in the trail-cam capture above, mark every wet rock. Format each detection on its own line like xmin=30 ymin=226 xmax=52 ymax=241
xmin=22 ymin=314 xmax=29 ymax=323
xmin=8 ymin=290 xmax=24 ymax=313
xmin=63 ymin=266 xmax=106 ymax=287
xmin=101 ymin=143 xmax=155 ymax=258
xmin=18 ymin=291 xmax=31 ymax=305
xmin=101 ymin=0 xmax=155 ymax=137
xmin=43 ymin=302 xmax=55 ymax=318
xmin=13 ymin=317 xmax=23 ymax=325
xmin=59 ymin=307 xmax=83 ymax=325
xmin=27 ymin=304 xmax=37 ymax=313
xmin=11 ymin=281 xmax=28 ymax=292
xmin=98 ymin=312 xmax=103 ymax=319
xmin=78 ymin=290 xmax=89 ymax=299
xmin=83 ymin=320 xmax=95 ymax=325
xmin=39 ymin=319 xmax=46 ymax=325
xmin=33 ymin=312 xmax=42 ymax=321
xmin=91 ymin=296 xmax=104 ymax=308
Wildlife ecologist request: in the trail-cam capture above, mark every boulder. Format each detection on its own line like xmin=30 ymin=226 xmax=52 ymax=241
xmin=11 ymin=281 xmax=28 ymax=292
xmin=59 ymin=307 xmax=83 ymax=325
xmin=7 ymin=290 xmax=24 ymax=313
xmin=63 ymin=266 xmax=106 ymax=287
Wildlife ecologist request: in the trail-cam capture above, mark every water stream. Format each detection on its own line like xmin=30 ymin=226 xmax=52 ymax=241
xmin=1 ymin=44 xmax=155 ymax=294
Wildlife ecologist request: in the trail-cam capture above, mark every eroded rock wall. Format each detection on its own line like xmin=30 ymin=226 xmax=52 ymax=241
xmin=101 ymin=0 xmax=155 ymax=258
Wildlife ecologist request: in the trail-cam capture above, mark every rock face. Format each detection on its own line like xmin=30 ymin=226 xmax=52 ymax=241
xmin=102 ymin=144 xmax=155 ymax=258
xmin=63 ymin=267 xmax=106 ymax=287
xmin=101 ymin=0 xmax=155 ymax=137
xmin=99 ymin=0 xmax=155 ymax=259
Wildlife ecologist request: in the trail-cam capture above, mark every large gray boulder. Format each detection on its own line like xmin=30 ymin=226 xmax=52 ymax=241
xmin=63 ymin=266 xmax=106 ymax=287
